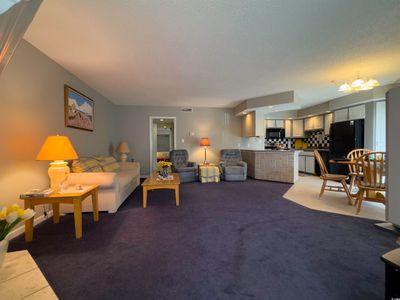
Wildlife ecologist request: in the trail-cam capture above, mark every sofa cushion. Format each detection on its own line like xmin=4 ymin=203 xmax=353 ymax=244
xmin=72 ymin=158 xmax=103 ymax=173
xmin=95 ymin=156 xmax=120 ymax=172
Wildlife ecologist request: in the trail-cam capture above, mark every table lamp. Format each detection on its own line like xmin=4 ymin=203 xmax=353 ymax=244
xmin=117 ymin=141 xmax=130 ymax=162
xmin=36 ymin=135 xmax=78 ymax=192
xmin=200 ymin=137 xmax=210 ymax=164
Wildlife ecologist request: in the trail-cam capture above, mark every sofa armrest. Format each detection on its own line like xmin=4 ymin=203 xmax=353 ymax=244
xmin=120 ymin=162 xmax=140 ymax=173
xmin=67 ymin=172 xmax=117 ymax=188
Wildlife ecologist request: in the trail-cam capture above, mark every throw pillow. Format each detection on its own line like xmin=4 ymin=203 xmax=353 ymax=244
xmin=71 ymin=158 xmax=103 ymax=173
xmin=95 ymin=156 xmax=120 ymax=172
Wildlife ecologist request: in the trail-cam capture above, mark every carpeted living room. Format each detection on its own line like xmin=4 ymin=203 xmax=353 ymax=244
xmin=1 ymin=1 xmax=400 ymax=300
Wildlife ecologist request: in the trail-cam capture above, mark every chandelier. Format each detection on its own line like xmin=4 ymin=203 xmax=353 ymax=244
xmin=338 ymin=78 xmax=379 ymax=93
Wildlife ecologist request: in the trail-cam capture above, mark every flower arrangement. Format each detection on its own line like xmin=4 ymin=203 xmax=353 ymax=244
xmin=157 ymin=161 xmax=172 ymax=178
xmin=0 ymin=204 xmax=35 ymax=241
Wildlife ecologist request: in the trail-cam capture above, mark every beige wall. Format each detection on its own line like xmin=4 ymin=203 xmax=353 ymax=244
xmin=0 ymin=40 xmax=117 ymax=218
xmin=115 ymin=105 xmax=242 ymax=175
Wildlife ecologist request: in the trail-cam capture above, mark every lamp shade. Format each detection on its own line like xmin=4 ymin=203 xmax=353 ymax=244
xmin=117 ymin=141 xmax=130 ymax=153
xmin=36 ymin=136 xmax=78 ymax=161
xmin=200 ymin=137 xmax=210 ymax=147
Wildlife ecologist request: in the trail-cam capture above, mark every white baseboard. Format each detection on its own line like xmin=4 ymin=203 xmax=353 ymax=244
xmin=7 ymin=210 xmax=54 ymax=240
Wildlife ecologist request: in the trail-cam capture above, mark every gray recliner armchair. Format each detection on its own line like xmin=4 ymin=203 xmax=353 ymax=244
xmin=220 ymin=149 xmax=247 ymax=181
xmin=170 ymin=150 xmax=197 ymax=183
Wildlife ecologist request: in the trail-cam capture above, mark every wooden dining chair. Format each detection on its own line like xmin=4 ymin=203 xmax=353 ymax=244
xmin=314 ymin=150 xmax=353 ymax=205
xmin=355 ymin=152 xmax=386 ymax=214
xmin=347 ymin=148 xmax=372 ymax=193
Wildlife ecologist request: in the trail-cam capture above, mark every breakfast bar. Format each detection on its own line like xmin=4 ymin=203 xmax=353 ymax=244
xmin=241 ymin=150 xmax=300 ymax=183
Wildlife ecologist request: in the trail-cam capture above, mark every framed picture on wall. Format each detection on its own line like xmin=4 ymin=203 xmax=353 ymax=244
xmin=64 ymin=85 xmax=94 ymax=131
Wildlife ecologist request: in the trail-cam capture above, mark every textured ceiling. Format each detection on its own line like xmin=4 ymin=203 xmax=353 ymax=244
xmin=24 ymin=0 xmax=400 ymax=108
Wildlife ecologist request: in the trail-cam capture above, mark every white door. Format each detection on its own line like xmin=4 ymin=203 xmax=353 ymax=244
xmin=305 ymin=156 xmax=315 ymax=174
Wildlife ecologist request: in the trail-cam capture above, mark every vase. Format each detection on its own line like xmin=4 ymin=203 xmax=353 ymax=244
xmin=0 ymin=239 xmax=9 ymax=267
xmin=162 ymin=167 xmax=169 ymax=178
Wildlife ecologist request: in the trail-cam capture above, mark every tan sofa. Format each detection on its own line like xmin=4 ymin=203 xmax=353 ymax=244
xmin=62 ymin=162 xmax=140 ymax=213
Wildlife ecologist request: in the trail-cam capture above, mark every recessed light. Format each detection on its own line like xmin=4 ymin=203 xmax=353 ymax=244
xmin=307 ymin=115 xmax=312 ymax=117
xmin=268 ymin=106 xmax=274 ymax=108
xmin=163 ymin=125 xmax=167 ymax=129
xmin=160 ymin=119 xmax=164 ymax=122
xmin=325 ymin=110 xmax=331 ymax=113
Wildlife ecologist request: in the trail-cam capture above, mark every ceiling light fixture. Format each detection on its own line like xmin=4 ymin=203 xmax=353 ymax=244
xmin=337 ymin=77 xmax=379 ymax=93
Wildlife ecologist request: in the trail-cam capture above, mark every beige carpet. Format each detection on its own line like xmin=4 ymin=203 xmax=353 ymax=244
xmin=284 ymin=175 xmax=385 ymax=221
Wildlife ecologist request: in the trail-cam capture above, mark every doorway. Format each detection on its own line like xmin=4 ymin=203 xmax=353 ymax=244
xmin=149 ymin=116 xmax=176 ymax=172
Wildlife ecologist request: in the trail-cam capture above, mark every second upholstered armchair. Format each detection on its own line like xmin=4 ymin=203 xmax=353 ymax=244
xmin=219 ymin=149 xmax=247 ymax=181
xmin=170 ymin=149 xmax=197 ymax=183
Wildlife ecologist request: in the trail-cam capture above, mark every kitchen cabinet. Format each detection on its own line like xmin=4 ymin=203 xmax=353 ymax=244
xmin=304 ymin=115 xmax=324 ymax=131
xmin=242 ymin=111 xmax=263 ymax=137
xmin=304 ymin=118 xmax=313 ymax=131
xmin=299 ymin=156 xmax=306 ymax=172
xmin=348 ymin=105 xmax=365 ymax=120
xmin=275 ymin=120 xmax=284 ymax=128
xmin=292 ymin=119 xmax=305 ymax=137
xmin=284 ymin=120 xmax=292 ymax=138
xmin=266 ymin=119 xmax=276 ymax=128
xmin=324 ymin=113 xmax=333 ymax=135
xmin=334 ymin=109 xmax=348 ymax=123
xmin=305 ymin=156 xmax=315 ymax=174
xmin=265 ymin=119 xmax=284 ymax=128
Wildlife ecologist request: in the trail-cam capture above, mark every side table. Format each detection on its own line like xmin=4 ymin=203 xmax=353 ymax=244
xmin=198 ymin=163 xmax=220 ymax=183
xmin=20 ymin=185 xmax=99 ymax=241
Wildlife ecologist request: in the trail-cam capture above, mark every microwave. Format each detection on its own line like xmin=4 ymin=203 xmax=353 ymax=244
xmin=266 ymin=128 xmax=285 ymax=139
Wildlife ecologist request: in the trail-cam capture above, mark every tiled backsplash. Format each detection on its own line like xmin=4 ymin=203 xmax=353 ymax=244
xmin=265 ymin=138 xmax=293 ymax=148
xmin=265 ymin=130 xmax=330 ymax=149
xmin=304 ymin=130 xmax=330 ymax=148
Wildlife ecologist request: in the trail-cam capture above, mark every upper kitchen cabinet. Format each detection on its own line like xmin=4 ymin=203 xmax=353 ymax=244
xmin=304 ymin=115 xmax=323 ymax=131
xmin=284 ymin=120 xmax=292 ymax=138
xmin=333 ymin=105 xmax=365 ymax=123
xmin=348 ymin=105 xmax=366 ymax=120
xmin=265 ymin=119 xmax=284 ymax=128
xmin=292 ymin=119 xmax=305 ymax=137
xmin=334 ymin=108 xmax=348 ymax=123
xmin=324 ymin=113 xmax=333 ymax=135
xmin=242 ymin=111 xmax=264 ymax=137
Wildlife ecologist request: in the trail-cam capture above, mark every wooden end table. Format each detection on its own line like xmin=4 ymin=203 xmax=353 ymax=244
xmin=141 ymin=173 xmax=180 ymax=208
xmin=20 ymin=185 xmax=99 ymax=241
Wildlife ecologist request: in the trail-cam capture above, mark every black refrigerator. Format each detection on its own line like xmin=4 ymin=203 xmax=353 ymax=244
xmin=329 ymin=119 xmax=364 ymax=175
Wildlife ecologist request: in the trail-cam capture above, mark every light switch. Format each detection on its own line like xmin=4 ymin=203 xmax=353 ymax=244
xmin=181 ymin=138 xmax=185 ymax=143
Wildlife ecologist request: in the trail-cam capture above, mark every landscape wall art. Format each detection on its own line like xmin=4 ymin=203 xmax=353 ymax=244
xmin=64 ymin=85 xmax=94 ymax=131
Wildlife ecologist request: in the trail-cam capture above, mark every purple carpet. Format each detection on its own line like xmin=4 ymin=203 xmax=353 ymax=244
xmin=9 ymin=179 xmax=396 ymax=299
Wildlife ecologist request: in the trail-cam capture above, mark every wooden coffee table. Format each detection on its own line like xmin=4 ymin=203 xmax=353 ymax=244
xmin=142 ymin=172 xmax=180 ymax=208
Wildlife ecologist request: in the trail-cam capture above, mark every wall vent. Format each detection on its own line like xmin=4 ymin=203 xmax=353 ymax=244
xmin=180 ymin=107 xmax=193 ymax=112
